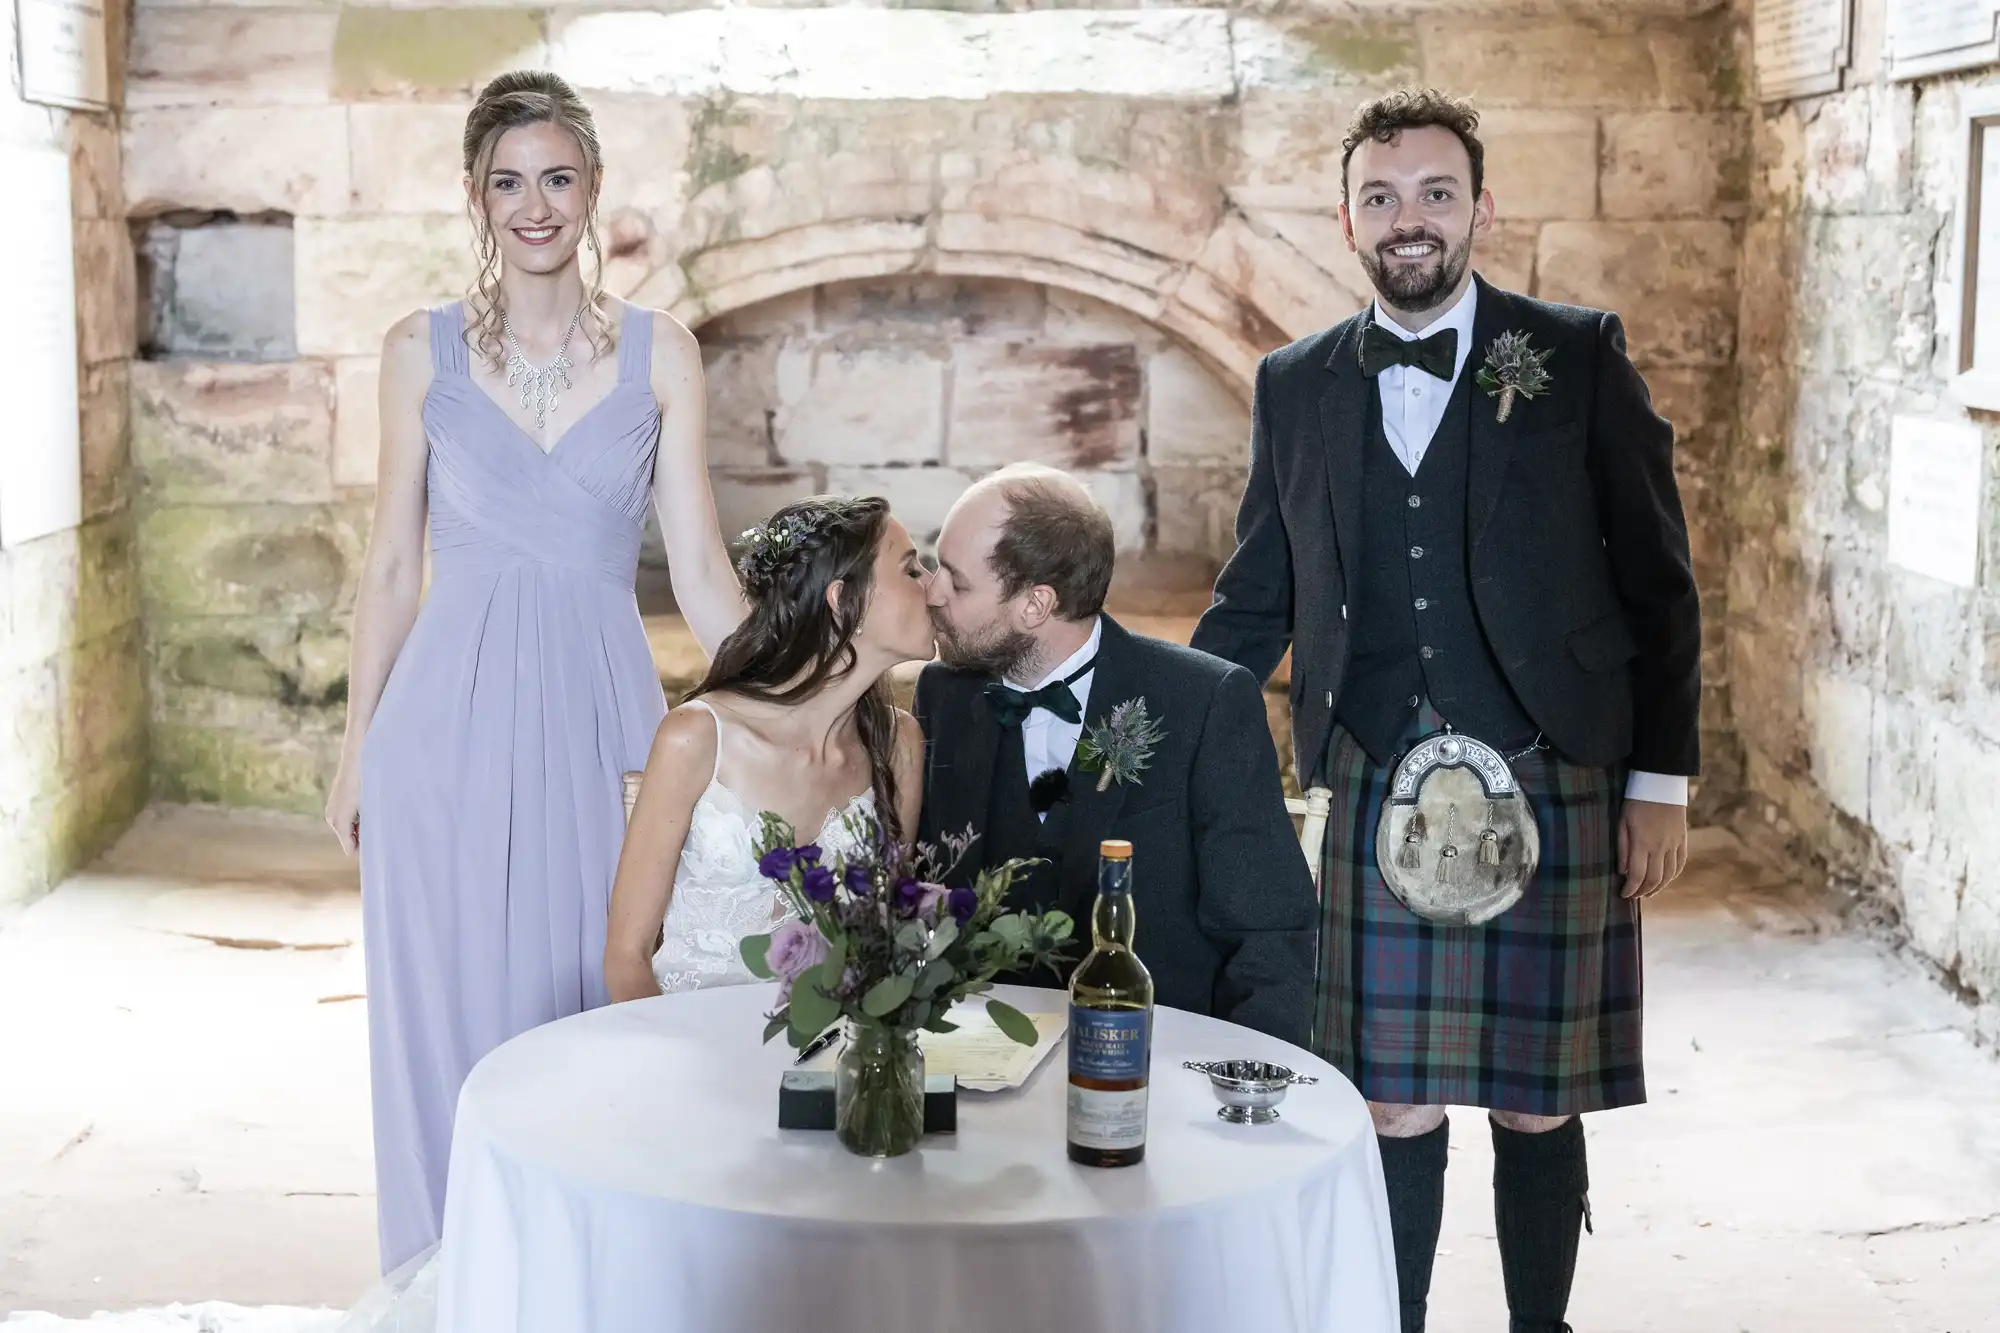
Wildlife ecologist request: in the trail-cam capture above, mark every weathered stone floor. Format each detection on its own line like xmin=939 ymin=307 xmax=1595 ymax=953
xmin=1 ymin=807 xmax=1995 ymax=1331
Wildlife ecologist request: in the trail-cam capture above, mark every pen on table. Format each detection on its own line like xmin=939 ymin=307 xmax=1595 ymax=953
xmin=794 ymin=1028 xmax=839 ymax=1066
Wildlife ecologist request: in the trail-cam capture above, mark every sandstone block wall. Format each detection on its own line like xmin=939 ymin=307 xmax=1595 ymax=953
xmin=1 ymin=1 xmax=150 ymax=910
xmin=1730 ymin=0 xmax=2000 ymax=1040
xmin=120 ymin=0 xmax=1747 ymax=818
xmin=646 ymin=275 xmax=1249 ymax=612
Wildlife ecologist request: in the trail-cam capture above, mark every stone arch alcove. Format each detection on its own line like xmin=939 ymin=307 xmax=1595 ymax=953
xmin=637 ymin=273 xmax=1253 ymax=619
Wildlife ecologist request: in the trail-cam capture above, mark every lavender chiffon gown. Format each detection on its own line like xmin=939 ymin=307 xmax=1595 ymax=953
xmin=358 ymin=301 xmax=665 ymax=1273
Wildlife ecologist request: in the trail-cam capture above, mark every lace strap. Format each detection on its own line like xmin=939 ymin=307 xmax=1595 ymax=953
xmin=678 ymin=699 xmax=724 ymax=786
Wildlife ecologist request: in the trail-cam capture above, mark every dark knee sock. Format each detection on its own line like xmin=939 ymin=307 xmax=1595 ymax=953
xmin=1377 ymin=1118 xmax=1449 ymax=1333
xmin=1491 ymin=1115 xmax=1588 ymax=1333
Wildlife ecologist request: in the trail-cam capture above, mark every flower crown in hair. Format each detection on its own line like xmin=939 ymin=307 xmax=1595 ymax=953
xmin=734 ymin=510 xmax=838 ymax=591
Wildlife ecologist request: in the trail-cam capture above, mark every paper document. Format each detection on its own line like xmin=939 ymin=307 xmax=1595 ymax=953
xmin=803 ymin=1004 xmax=1067 ymax=1091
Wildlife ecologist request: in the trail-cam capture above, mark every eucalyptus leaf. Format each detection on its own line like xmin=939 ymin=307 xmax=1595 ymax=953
xmin=924 ymin=1017 xmax=960 ymax=1034
xmin=761 ymin=1014 xmax=788 ymax=1044
xmin=985 ymin=998 xmax=1039 ymax=1046
xmin=740 ymin=934 xmax=776 ymax=979
xmin=922 ymin=918 xmax=959 ymax=962
xmin=914 ymin=957 xmax=956 ymax=998
xmin=824 ymin=935 xmax=848 ymax=982
xmin=862 ymin=972 xmax=915 ymax=1018
xmin=894 ymin=920 xmax=928 ymax=954
xmin=989 ymin=914 xmax=1031 ymax=949
xmin=788 ymin=965 xmax=840 ymax=1038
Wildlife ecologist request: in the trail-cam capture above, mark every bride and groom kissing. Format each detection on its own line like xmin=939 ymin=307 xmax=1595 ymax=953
xmin=604 ymin=461 xmax=1318 ymax=1046
xmin=335 ymin=460 xmax=1317 ymax=1329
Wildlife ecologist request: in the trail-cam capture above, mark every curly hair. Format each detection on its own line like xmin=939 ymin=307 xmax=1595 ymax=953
xmin=1340 ymin=88 xmax=1485 ymax=202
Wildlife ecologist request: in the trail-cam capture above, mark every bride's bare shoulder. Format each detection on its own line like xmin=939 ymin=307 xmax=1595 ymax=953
xmin=647 ymin=701 xmax=721 ymax=766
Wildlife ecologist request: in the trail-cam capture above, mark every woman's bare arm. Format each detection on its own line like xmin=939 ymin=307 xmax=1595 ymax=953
xmin=604 ymin=706 xmax=722 ymax=1002
xmin=324 ymin=312 xmax=433 ymax=853
xmin=647 ymin=310 xmax=749 ymax=657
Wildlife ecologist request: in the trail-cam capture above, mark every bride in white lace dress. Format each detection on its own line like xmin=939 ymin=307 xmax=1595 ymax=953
xmin=608 ymin=493 xmax=931 ymax=1001
xmin=335 ymin=496 xmax=934 ymax=1331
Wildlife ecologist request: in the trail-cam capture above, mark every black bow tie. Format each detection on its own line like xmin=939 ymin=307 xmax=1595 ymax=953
xmin=983 ymin=656 xmax=1097 ymax=728
xmin=1359 ymin=321 xmax=1458 ymax=381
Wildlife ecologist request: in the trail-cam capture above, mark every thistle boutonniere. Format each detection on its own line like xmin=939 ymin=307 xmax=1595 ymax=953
xmin=1075 ymin=698 xmax=1166 ymax=793
xmin=1473 ymin=331 xmax=1554 ymax=423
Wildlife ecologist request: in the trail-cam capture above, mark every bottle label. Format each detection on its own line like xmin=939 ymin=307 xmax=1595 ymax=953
xmin=1069 ymin=1084 xmax=1149 ymax=1151
xmin=1069 ymin=1005 xmax=1150 ymax=1081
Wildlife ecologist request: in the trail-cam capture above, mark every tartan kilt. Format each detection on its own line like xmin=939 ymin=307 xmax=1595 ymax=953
xmin=1312 ymin=711 xmax=1646 ymax=1116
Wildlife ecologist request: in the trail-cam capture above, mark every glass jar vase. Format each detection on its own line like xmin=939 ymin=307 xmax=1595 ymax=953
xmin=834 ymin=1022 xmax=925 ymax=1157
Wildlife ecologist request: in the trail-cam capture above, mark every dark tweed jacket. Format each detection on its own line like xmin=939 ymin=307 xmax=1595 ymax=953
xmin=915 ymin=615 xmax=1319 ymax=1046
xmin=1191 ymin=274 xmax=1702 ymax=782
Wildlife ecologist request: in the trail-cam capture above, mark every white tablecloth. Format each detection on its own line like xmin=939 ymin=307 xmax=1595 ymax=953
xmin=434 ymin=985 xmax=1397 ymax=1333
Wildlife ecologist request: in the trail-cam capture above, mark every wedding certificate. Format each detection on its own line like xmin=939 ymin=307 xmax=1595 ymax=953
xmin=805 ymin=1005 xmax=1068 ymax=1091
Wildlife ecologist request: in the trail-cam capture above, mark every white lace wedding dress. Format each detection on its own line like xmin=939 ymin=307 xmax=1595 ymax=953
xmin=334 ymin=700 xmax=875 ymax=1332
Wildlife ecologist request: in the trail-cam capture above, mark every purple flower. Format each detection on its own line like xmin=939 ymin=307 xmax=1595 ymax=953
xmin=916 ymin=884 xmax=949 ymax=927
xmin=845 ymin=862 xmax=873 ymax=895
xmin=802 ymin=865 xmax=837 ymax=903
xmin=947 ymin=885 xmax=978 ymax=925
xmin=796 ymin=843 xmax=823 ymax=867
xmin=894 ymin=876 xmax=926 ymax=916
xmin=765 ymin=920 xmax=829 ymax=985
xmin=757 ymin=846 xmax=797 ymax=881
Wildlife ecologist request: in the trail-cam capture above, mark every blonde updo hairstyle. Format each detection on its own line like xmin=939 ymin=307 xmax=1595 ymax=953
xmin=461 ymin=70 xmax=612 ymax=371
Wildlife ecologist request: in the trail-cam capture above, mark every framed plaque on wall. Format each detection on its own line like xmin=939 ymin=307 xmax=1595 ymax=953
xmin=1949 ymin=86 xmax=2000 ymax=411
xmin=0 ymin=142 xmax=81 ymax=549
xmin=1887 ymin=0 xmax=2000 ymax=81
xmin=13 ymin=0 xmax=110 ymax=111
xmin=1753 ymin=0 xmax=1853 ymax=102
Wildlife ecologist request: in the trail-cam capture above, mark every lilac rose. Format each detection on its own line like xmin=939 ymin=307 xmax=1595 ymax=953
xmin=802 ymin=864 xmax=837 ymax=903
xmin=947 ymin=885 xmax=979 ymax=925
xmin=757 ymin=846 xmax=797 ymax=881
xmin=913 ymin=883 xmax=949 ymax=926
xmin=764 ymin=920 xmax=829 ymax=1004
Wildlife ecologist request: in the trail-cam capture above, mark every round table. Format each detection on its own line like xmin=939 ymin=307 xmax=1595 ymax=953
xmin=433 ymin=984 xmax=1397 ymax=1333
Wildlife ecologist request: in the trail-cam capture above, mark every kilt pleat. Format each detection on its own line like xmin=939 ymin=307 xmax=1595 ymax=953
xmin=1312 ymin=712 xmax=1645 ymax=1116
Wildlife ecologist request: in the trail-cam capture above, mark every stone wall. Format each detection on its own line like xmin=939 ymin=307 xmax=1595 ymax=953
xmin=646 ymin=275 xmax=1250 ymax=612
xmin=0 ymin=1 xmax=150 ymax=910
xmin=1729 ymin=0 xmax=2000 ymax=1040
xmin=120 ymin=0 xmax=1748 ymax=817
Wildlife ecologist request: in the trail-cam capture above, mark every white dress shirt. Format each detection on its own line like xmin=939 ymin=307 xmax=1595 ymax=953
xmin=1008 ymin=617 xmax=1102 ymax=820
xmin=1372 ymin=288 xmax=1687 ymax=807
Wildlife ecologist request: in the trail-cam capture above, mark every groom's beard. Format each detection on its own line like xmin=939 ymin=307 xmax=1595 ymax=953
xmin=932 ymin=613 xmax=1037 ymax=680
xmin=1359 ymin=222 xmax=1474 ymax=312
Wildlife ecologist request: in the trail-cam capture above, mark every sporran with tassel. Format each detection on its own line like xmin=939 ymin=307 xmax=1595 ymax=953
xmin=1376 ymin=729 xmax=1541 ymax=926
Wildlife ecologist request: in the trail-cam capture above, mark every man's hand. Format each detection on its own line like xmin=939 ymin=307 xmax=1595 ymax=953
xmin=1618 ymin=798 xmax=1688 ymax=899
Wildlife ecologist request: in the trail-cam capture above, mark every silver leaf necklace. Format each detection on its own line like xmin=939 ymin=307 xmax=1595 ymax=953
xmin=501 ymin=302 xmax=585 ymax=434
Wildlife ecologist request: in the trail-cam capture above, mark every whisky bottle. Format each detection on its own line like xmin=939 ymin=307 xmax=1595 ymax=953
xmin=1067 ymin=839 xmax=1155 ymax=1167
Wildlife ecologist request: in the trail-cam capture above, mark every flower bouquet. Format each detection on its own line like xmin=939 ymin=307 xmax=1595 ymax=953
xmin=740 ymin=812 xmax=1074 ymax=1156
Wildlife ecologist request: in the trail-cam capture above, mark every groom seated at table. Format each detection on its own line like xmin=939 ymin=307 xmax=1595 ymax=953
xmin=914 ymin=463 xmax=1317 ymax=1043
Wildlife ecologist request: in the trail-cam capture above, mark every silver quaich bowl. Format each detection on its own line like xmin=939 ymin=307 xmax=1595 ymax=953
xmin=1183 ymin=1059 xmax=1319 ymax=1124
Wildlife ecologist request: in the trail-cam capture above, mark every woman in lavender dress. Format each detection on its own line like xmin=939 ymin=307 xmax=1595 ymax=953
xmin=322 ymin=71 xmax=745 ymax=1276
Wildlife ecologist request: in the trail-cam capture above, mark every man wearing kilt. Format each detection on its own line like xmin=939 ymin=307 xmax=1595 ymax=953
xmin=1191 ymin=89 xmax=1699 ymax=1333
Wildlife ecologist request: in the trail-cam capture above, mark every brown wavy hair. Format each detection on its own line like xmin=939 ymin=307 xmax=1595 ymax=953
xmin=1340 ymin=87 xmax=1485 ymax=202
xmin=686 ymin=497 xmax=905 ymax=846
xmin=461 ymin=70 xmax=612 ymax=372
